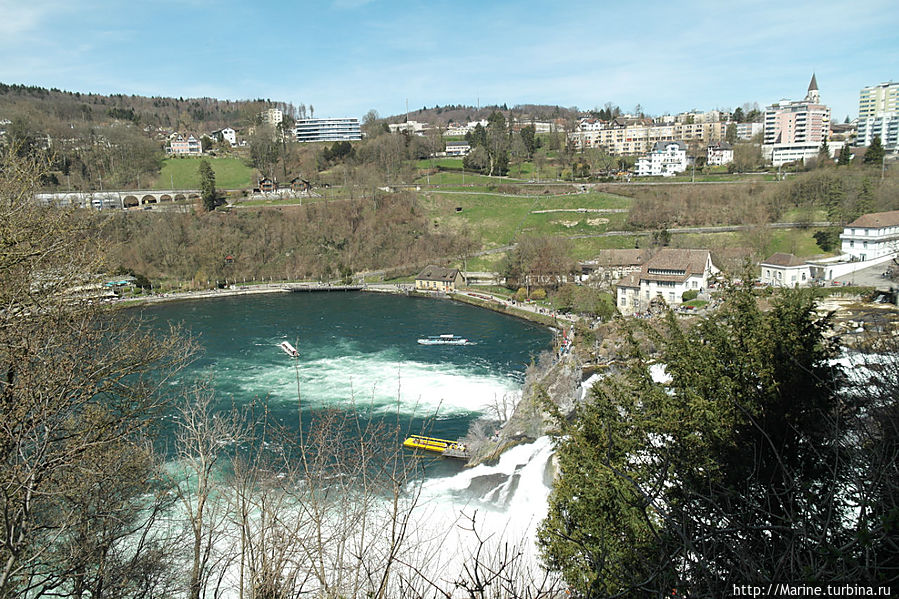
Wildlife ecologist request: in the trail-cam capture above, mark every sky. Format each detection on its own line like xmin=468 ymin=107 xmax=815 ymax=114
xmin=1 ymin=0 xmax=897 ymax=121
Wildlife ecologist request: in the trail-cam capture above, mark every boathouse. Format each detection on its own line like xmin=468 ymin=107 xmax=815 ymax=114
xmin=415 ymin=265 xmax=465 ymax=293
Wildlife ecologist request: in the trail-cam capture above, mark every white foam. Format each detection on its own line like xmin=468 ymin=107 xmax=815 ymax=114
xmin=208 ymin=350 xmax=520 ymax=417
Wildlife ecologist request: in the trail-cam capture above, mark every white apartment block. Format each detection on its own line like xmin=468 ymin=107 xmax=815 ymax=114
xmin=261 ymin=108 xmax=283 ymax=126
xmin=839 ymin=210 xmax=899 ymax=262
xmin=293 ymin=118 xmax=361 ymax=143
xmin=444 ymin=141 xmax=470 ymax=156
xmin=858 ymin=82 xmax=899 ymax=119
xmin=736 ymin=122 xmax=763 ymax=140
xmin=635 ymin=141 xmax=688 ymax=176
xmin=856 ymin=114 xmax=899 ymax=151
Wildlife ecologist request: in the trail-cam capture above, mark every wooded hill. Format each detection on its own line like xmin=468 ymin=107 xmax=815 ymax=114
xmin=0 ymin=82 xmax=288 ymax=132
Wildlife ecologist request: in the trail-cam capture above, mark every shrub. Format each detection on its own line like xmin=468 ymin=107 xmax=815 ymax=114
xmin=531 ymin=288 xmax=547 ymax=300
xmin=682 ymin=289 xmax=699 ymax=302
xmin=515 ymin=287 xmax=528 ymax=302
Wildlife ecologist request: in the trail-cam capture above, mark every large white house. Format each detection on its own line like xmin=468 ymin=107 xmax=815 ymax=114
xmin=760 ymin=253 xmax=811 ymax=287
xmin=707 ymin=141 xmax=734 ymax=166
xmin=840 ymin=210 xmax=899 ymax=261
xmin=616 ymin=249 xmax=718 ymax=315
xmin=635 ymin=141 xmax=688 ymax=177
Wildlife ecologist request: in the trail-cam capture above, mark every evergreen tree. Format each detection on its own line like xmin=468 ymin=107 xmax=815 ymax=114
xmin=864 ymin=136 xmax=885 ymax=165
xmin=818 ymin=139 xmax=831 ymax=165
xmin=539 ymin=286 xmax=855 ymax=596
xmin=838 ymin=143 xmax=852 ymax=166
xmin=198 ymin=160 xmax=217 ymax=211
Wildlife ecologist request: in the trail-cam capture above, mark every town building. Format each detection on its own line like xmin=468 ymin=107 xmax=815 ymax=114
xmin=210 ymin=127 xmax=237 ymax=146
xmin=293 ymin=118 xmax=362 ymax=143
xmin=840 ymin=210 xmax=899 ymax=262
xmin=855 ymin=82 xmax=899 ymax=152
xmin=445 ymin=141 xmax=471 ymax=157
xmin=707 ymin=141 xmax=734 ymax=166
xmin=167 ymin=134 xmax=202 ymax=156
xmin=858 ymin=82 xmax=899 ymax=119
xmin=260 ymin=108 xmax=283 ymax=126
xmin=570 ymin=117 xmax=725 ymax=156
xmin=736 ymin=122 xmax=763 ymax=140
xmin=388 ymin=120 xmax=428 ymax=135
xmin=579 ymin=249 xmax=649 ymax=284
xmin=616 ymin=249 xmax=718 ymax=315
xmin=759 ymin=253 xmax=811 ymax=287
xmin=635 ymin=141 xmax=688 ymax=177
xmin=415 ymin=265 xmax=465 ymax=293
xmin=762 ymin=74 xmax=831 ymax=166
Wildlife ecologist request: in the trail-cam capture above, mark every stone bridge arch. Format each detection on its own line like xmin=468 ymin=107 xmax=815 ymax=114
xmin=123 ymin=195 xmax=139 ymax=208
xmin=141 ymin=195 xmax=157 ymax=205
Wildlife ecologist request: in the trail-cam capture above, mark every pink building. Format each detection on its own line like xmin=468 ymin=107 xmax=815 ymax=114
xmin=763 ymin=75 xmax=830 ymax=145
xmin=167 ymin=134 xmax=203 ymax=156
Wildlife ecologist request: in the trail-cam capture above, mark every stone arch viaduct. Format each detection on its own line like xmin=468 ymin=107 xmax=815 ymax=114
xmin=35 ymin=190 xmax=202 ymax=210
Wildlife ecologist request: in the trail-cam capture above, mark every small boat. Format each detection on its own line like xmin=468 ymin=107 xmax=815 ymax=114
xmin=279 ymin=341 xmax=299 ymax=357
xmin=403 ymin=435 xmax=470 ymax=458
xmin=417 ymin=334 xmax=468 ymax=345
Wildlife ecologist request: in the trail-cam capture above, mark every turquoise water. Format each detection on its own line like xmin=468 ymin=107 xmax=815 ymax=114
xmin=141 ymin=291 xmax=553 ymax=468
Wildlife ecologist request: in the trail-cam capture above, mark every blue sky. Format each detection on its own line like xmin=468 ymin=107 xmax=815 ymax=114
xmin=1 ymin=0 xmax=896 ymax=121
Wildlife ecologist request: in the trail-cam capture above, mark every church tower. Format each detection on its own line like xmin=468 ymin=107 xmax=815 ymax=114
xmin=805 ymin=73 xmax=820 ymax=104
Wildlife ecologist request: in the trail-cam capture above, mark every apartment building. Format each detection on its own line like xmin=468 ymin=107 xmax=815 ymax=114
xmin=856 ymin=82 xmax=899 ymax=151
xmin=762 ymin=75 xmax=831 ymax=166
xmin=167 ymin=133 xmax=202 ymax=156
xmin=293 ymin=118 xmax=362 ymax=143
xmin=635 ymin=141 xmax=688 ymax=176
xmin=707 ymin=141 xmax=734 ymax=166
xmin=260 ymin=108 xmax=283 ymax=126
xmin=571 ymin=118 xmax=725 ymax=156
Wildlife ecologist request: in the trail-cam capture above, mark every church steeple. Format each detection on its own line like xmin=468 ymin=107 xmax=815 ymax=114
xmin=806 ymin=73 xmax=820 ymax=103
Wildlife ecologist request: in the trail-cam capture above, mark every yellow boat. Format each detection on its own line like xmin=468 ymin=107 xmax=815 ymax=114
xmin=403 ymin=435 xmax=468 ymax=457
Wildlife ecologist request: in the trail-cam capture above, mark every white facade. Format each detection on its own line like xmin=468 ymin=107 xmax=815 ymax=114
xmin=736 ymin=122 xmax=763 ymax=140
xmin=616 ymin=249 xmax=718 ymax=315
xmin=212 ymin=127 xmax=237 ymax=146
xmin=445 ymin=141 xmax=470 ymax=156
xmin=388 ymin=120 xmax=428 ymax=135
xmin=856 ymin=114 xmax=899 ymax=151
xmin=635 ymin=141 xmax=688 ymax=176
xmin=839 ymin=211 xmax=899 ymax=261
xmin=261 ymin=108 xmax=283 ymax=126
xmin=293 ymin=118 xmax=362 ymax=143
xmin=707 ymin=142 xmax=733 ymax=166
xmin=759 ymin=253 xmax=811 ymax=287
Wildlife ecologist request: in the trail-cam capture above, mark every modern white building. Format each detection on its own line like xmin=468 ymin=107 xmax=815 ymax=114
xmin=293 ymin=118 xmax=362 ymax=143
xmin=856 ymin=114 xmax=899 ymax=151
xmin=444 ymin=141 xmax=470 ymax=156
xmin=840 ymin=210 xmax=899 ymax=262
xmin=388 ymin=120 xmax=428 ymax=135
xmin=707 ymin=141 xmax=734 ymax=166
xmin=616 ymin=249 xmax=718 ymax=315
xmin=760 ymin=253 xmax=811 ymax=287
xmin=635 ymin=141 xmax=688 ymax=176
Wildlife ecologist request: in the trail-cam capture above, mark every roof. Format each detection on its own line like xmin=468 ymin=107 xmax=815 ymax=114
xmin=761 ymin=252 xmax=806 ymax=267
xmin=808 ymin=73 xmax=818 ymax=91
xmin=446 ymin=141 xmax=470 ymax=147
xmin=847 ymin=210 xmax=899 ymax=229
xmin=652 ymin=140 xmax=687 ymax=152
xmin=708 ymin=141 xmax=733 ymax=150
xmin=642 ymin=249 xmax=713 ymax=282
xmin=416 ymin=265 xmax=461 ymax=282
xmin=587 ymin=249 xmax=648 ymax=268
xmin=616 ymin=273 xmax=640 ymax=289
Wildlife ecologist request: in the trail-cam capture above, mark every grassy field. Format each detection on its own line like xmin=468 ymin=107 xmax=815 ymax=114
xmin=422 ymin=190 xmax=632 ymax=248
xmin=155 ymin=157 xmax=255 ymax=190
